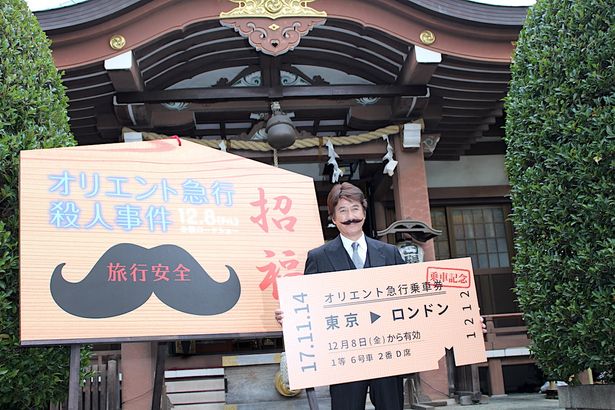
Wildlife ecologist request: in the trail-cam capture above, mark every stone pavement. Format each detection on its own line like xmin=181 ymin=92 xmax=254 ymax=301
xmin=224 ymin=364 xmax=564 ymax=409
xmin=227 ymin=393 xmax=564 ymax=409
xmin=445 ymin=393 xmax=563 ymax=410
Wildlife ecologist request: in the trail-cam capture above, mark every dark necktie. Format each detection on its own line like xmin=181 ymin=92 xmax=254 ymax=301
xmin=351 ymin=242 xmax=364 ymax=269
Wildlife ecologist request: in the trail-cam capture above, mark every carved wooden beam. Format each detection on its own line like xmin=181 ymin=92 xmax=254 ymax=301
xmin=396 ymin=46 xmax=441 ymax=86
xmin=377 ymin=219 xmax=442 ymax=243
xmin=392 ymin=46 xmax=441 ymax=117
xmin=116 ymin=85 xmax=428 ymax=104
xmin=104 ymin=51 xmax=144 ymax=92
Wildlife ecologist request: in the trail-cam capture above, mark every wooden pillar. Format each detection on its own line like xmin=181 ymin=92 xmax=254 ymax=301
xmin=392 ymin=136 xmax=446 ymax=400
xmin=488 ymin=358 xmax=505 ymax=395
xmin=392 ymin=137 xmax=435 ymax=261
xmin=121 ymin=342 xmax=158 ymax=409
xmin=372 ymin=200 xmax=387 ymax=242
xmin=471 ymin=365 xmax=481 ymax=401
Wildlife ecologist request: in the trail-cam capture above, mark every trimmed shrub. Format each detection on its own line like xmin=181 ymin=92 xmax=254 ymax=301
xmin=505 ymin=0 xmax=614 ymax=382
xmin=0 ymin=0 xmax=78 ymax=406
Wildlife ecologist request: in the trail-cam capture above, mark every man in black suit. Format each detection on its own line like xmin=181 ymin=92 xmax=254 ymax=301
xmin=276 ymin=182 xmax=406 ymax=409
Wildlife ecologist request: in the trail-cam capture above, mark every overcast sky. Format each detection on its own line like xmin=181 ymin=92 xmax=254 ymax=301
xmin=27 ymin=0 xmax=535 ymax=12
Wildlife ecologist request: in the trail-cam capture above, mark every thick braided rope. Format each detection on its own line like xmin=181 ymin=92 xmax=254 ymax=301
xmin=130 ymin=124 xmax=401 ymax=151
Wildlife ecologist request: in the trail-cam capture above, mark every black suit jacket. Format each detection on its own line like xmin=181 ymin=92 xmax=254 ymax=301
xmin=304 ymin=235 xmax=405 ymax=275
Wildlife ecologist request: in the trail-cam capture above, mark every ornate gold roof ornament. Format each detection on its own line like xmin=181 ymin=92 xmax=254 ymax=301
xmin=419 ymin=30 xmax=436 ymax=45
xmin=220 ymin=0 xmax=326 ymax=20
xmin=109 ymin=34 xmax=126 ymax=50
xmin=220 ymin=0 xmax=327 ymax=56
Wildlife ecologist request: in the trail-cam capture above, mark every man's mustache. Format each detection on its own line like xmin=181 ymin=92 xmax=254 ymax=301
xmin=50 ymin=243 xmax=241 ymax=318
xmin=341 ymin=218 xmax=364 ymax=225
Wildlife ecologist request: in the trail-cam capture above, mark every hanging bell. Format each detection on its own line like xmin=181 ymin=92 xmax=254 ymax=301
xmin=266 ymin=113 xmax=297 ymax=150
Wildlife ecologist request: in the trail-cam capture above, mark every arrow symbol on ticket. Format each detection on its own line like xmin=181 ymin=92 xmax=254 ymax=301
xmin=370 ymin=311 xmax=381 ymax=323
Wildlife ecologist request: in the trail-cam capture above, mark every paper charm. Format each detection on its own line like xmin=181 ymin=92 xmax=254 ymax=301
xmin=325 ymin=139 xmax=344 ymax=183
xmin=382 ymin=135 xmax=398 ymax=176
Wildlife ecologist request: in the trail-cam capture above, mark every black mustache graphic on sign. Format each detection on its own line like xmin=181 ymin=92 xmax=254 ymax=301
xmin=50 ymin=243 xmax=241 ymax=318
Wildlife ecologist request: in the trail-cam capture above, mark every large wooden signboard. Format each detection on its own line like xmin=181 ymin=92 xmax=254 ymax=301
xmin=20 ymin=139 xmax=323 ymax=345
xmin=278 ymin=258 xmax=486 ymax=389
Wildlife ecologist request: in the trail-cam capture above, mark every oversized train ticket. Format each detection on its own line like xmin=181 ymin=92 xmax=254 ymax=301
xmin=278 ymin=257 xmax=486 ymax=389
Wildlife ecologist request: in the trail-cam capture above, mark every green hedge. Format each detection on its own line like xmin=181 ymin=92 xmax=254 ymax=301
xmin=0 ymin=0 xmax=78 ymax=407
xmin=505 ymin=0 xmax=614 ymax=382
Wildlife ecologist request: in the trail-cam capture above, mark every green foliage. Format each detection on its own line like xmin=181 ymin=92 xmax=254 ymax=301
xmin=505 ymin=0 xmax=615 ymax=382
xmin=0 ymin=0 xmax=79 ymax=406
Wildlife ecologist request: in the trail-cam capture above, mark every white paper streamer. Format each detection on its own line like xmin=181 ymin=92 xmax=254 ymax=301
xmin=382 ymin=135 xmax=398 ymax=176
xmin=325 ymin=139 xmax=344 ymax=183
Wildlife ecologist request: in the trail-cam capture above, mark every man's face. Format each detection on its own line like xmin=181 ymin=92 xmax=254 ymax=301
xmin=332 ymin=198 xmax=366 ymax=241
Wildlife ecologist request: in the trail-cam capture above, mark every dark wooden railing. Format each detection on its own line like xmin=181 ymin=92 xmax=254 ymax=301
xmin=483 ymin=312 xmax=529 ymax=350
xmin=50 ymin=353 xmax=121 ymax=410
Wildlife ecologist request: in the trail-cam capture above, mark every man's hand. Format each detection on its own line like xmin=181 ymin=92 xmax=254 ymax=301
xmin=481 ymin=316 xmax=487 ymax=334
xmin=275 ymin=309 xmax=284 ymax=326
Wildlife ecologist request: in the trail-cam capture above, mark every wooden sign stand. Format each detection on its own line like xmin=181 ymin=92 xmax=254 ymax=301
xmin=151 ymin=342 xmax=167 ymax=410
xmin=68 ymin=344 xmax=81 ymax=410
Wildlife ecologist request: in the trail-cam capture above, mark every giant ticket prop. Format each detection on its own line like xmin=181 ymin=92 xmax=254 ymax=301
xmin=278 ymin=257 xmax=485 ymax=389
xmin=19 ymin=139 xmax=323 ymax=345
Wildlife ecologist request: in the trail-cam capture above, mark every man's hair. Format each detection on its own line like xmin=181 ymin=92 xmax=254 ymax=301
xmin=326 ymin=182 xmax=368 ymax=217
